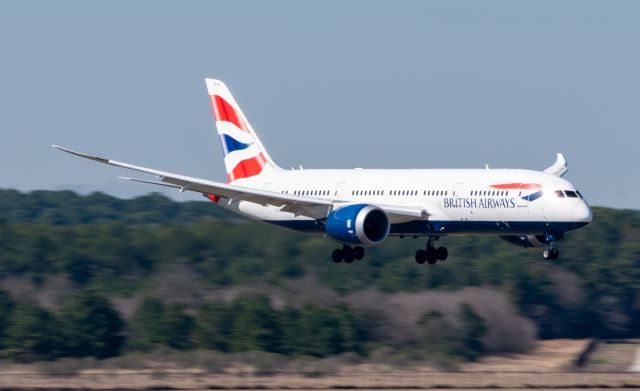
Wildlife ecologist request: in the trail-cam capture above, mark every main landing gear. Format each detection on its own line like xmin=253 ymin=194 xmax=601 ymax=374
xmin=332 ymin=245 xmax=365 ymax=263
xmin=415 ymin=237 xmax=448 ymax=265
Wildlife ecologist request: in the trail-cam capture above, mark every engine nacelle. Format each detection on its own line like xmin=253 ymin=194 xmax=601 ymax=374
xmin=499 ymin=235 xmax=549 ymax=248
xmin=325 ymin=204 xmax=390 ymax=247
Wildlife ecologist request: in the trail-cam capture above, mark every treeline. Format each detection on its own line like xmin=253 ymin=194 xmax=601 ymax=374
xmin=0 ymin=190 xmax=639 ymax=361
xmin=0 ymin=190 xmax=235 ymax=225
xmin=0 ymin=288 xmax=490 ymax=361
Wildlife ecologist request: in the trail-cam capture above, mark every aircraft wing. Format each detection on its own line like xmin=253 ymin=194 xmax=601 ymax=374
xmin=53 ymin=145 xmax=428 ymax=222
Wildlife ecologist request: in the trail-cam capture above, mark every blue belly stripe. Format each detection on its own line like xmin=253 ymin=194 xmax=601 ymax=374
xmin=263 ymin=220 xmax=588 ymax=236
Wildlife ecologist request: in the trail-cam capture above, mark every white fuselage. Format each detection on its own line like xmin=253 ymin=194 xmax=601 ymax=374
xmin=223 ymin=167 xmax=592 ymax=237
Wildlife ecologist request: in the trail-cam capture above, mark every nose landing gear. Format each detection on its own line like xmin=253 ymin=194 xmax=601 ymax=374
xmin=543 ymin=247 xmax=559 ymax=260
xmin=542 ymin=232 xmax=560 ymax=260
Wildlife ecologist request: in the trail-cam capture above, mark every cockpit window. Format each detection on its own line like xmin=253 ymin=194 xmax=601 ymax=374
xmin=565 ymin=190 xmax=578 ymax=198
xmin=576 ymin=191 xmax=584 ymax=199
xmin=555 ymin=190 xmax=565 ymax=198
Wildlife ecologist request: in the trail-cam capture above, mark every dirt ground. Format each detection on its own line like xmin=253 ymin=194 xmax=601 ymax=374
xmin=1 ymin=370 xmax=640 ymax=390
xmin=1 ymin=340 xmax=639 ymax=390
xmin=461 ymin=338 xmax=590 ymax=372
xmin=585 ymin=340 xmax=640 ymax=372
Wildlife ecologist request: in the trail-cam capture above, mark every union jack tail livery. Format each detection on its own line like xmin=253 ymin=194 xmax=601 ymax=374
xmin=206 ymin=79 xmax=280 ymax=182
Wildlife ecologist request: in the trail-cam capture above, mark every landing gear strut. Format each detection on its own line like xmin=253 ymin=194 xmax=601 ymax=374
xmin=415 ymin=237 xmax=448 ymax=265
xmin=332 ymin=245 xmax=365 ymax=263
xmin=542 ymin=232 xmax=560 ymax=260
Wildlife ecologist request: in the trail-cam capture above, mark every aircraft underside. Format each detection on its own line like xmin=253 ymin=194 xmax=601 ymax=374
xmin=265 ymin=219 xmax=588 ymax=236
xmin=263 ymin=218 xmax=588 ymax=264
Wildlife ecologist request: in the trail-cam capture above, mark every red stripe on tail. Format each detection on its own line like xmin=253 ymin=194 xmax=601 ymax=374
xmin=210 ymin=95 xmax=249 ymax=132
xmin=227 ymin=153 xmax=267 ymax=182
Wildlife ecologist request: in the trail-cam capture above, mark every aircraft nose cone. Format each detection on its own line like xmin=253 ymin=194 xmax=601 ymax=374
xmin=572 ymin=202 xmax=593 ymax=224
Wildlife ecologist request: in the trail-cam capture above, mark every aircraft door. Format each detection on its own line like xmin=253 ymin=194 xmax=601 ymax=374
xmin=452 ymin=183 xmax=465 ymax=198
xmin=450 ymin=183 xmax=466 ymax=221
xmin=516 ymin=183 xmax=530 ymax=217
xmin=334 ymin=182 xmax=347 ymax=199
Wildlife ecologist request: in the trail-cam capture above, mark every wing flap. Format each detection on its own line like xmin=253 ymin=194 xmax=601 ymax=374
xmin=119 ymin=177 xmax=181 ymax=189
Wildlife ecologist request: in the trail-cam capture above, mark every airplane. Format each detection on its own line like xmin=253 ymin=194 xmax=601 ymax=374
xmin=53 ymin=78 xmax=593 ymax=264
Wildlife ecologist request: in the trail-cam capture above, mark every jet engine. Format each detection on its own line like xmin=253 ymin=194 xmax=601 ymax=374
xmin=325 ymin=204 xmax=390 ymax=246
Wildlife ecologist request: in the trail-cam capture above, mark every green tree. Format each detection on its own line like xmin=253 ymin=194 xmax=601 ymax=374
xmin=292 ymin=305 xmax=332 ymax=356
xmin=456 ymin=303 xmax=487 ymax=361
xmin=132 ymin=298 xmax=166 ymax=349
xmin=228 ymin=294 xmax=281 ymax=353
xmin=278 ymin=304 xmax=363 ymax=357
xmin=0 ymin=289 xmax=14 ymax=349
xmin=195 ymin=302 xmax=231 ymax=351
xmin=59 ymin=291 xmax=125 ymax=358
xmin=333 ymin=304 xmax=364 ymax=354
xmin=5 ymin=299 xmax=60 ymax=360
xmin=162 ymin=303 xmax=194 ymax=349
xmin=419 ymin=310 xmax=459 ymax=358
xmin=132 ymin=298 xmax=194 ymax=350
xmin=293 ymin=305 xmax=348 ymax=357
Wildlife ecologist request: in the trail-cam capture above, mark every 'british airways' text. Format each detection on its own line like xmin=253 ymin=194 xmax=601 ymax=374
xmin=443 ymin=197 xmax=517 ymax=209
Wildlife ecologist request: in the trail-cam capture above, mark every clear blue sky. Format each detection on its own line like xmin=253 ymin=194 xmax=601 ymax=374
xmin=1 ymin=1 xmax=638 ymax=208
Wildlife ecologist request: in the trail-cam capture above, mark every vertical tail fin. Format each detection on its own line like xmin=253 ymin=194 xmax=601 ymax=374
xmin=205 ymin=79 xmax=280 ymax=182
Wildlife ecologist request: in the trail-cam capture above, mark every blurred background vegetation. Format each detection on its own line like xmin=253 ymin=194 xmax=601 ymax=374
xmin=0 ymin=189 xmax=638 ymax=364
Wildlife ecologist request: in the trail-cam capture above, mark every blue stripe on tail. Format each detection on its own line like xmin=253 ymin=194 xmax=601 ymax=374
xmin=221 ymin=134 xmax=251 ymax=155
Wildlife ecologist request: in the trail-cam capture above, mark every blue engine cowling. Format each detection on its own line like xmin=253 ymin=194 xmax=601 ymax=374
xmin=325 ymin=204 xmax=390 ymax=246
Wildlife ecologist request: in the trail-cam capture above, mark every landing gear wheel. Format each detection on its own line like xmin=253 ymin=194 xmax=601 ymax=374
xmin=331 ymin=249 xmax=343 ymax=263
xmin=426 ymin=246 xmax=438 ymax=265
xmin=342 ymin=246 xmax=354 ymax=263
xmin=415 ymin=249 xmax=427 ymax=264
xmin=353 ymin=246 xmax=365 ymax=260
xmin=543 ymin=248 xmax=559 ymax=260
xmin=436 ymin=247 xmax=448 ymax=261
